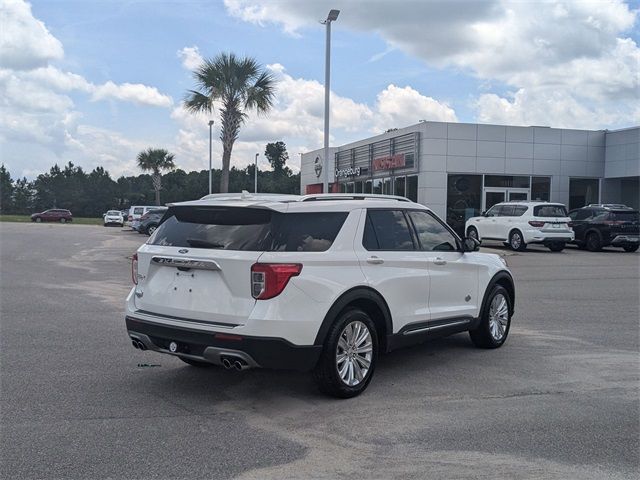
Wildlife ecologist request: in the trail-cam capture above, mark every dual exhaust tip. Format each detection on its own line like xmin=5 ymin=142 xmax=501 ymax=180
xmin=131 ymin=339 xmax=249 ymax=371
xmin=131 ymin=339 xmax=147 ymax=351
xmin=221 ymin=356 xmax=249 ymax=371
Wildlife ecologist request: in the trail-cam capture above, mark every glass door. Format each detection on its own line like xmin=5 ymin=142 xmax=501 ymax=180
xmin=483 ymin=188 xmax=506 ymax=212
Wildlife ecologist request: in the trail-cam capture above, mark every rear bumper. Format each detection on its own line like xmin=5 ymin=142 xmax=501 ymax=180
xmin=610 ymin=234 xmax=639 ymax=246
xmin=126 ymin=316 xmax=321 ymax=371
xmin=523 ymin=229 xmax=574 ymax=244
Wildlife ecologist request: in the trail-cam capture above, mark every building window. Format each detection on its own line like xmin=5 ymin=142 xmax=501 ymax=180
xmin=394 ymin=176 xmax=406 ymax=198
xmin=354 ymin=181 xmax=363 ymax=193
xmin=373 ymin=178 xmax=383 ymax=194
xmin=346 ymin=182 xmax=355 ymax=193
xmin=484 ymin=175 xmax=530 ymax=189
xmin=447 ymin=174 xmax=482 ymax=237
xmin=383 ymin=177 xmax=392 ymax=195
xmin=406 ymin=175 xmax=418 ymax=202
xmin=531 ymin=177 xmax=551 ymax=201
xmin=569 ymin=178 xmax=599 ymax=210
xmin=364 ymin=180 xmax=372 ymax=193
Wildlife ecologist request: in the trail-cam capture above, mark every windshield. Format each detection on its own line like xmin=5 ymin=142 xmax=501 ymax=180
xmin=107 ymin=210 xmax=121 ymax=215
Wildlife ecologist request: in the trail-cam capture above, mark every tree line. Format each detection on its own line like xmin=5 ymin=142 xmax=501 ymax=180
xmin=0 ymin=141 xmax=300 ymax=217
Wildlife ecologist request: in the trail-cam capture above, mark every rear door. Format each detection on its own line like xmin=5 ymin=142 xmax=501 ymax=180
xmin=134 ymin=206 xmax=272 ymax=325
xmin=608 ymin=210 xmax=640 ymax=239
xmin=533 ymin=204 xmax=571 ymax=233
xmin=355 ymin=209 xmax=429 ymax=333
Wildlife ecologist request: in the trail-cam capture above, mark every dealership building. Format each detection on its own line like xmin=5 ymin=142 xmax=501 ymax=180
xmin=300 ymin=121 xmax=639 ymax=235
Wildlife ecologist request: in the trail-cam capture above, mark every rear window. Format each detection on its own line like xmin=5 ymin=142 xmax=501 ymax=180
xmin=533 ymin=205 xmax=567 ymax=217
xmin=150 ymin=207 xmax=348 ymax=252
xmin=133 ymin=207 xmax=144 ymax=215
xmin=608 ymin=211 xmax=639 ymax=222
xmin=107 ymin=210 xmax=121 ymax=215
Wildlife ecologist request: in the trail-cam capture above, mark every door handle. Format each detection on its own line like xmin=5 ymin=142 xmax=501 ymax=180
xmin=433 ymin=257 xmax=447 ymax=266
xmin=366 ymin=256 xmax=384 ymax=265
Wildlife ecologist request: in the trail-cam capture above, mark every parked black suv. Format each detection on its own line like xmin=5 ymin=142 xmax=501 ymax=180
xmin=568 ymin=204 xmax=639 ymax=252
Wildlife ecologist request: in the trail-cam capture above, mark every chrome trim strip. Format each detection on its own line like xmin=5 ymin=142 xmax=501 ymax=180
xmin=151 ymin=256 xmax=221 ymax=271
xmin=403 ymin=319 xmax=471 ymax=336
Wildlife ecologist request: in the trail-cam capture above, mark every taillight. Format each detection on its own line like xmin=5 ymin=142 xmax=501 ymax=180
xmin=568 ymin=222 xmax=574 ymax=227
xmin=251 ymin=263 xmax=302 ymax=300
xmin=131 ymin=253 xmax=138 ymax=285
xmin=128 ymin=215 xmax=133 ymax=221
xmin=528 ymin=221 xmax=545 ymax=228
xmin=603 ymin=220 xmax=623 ymax=225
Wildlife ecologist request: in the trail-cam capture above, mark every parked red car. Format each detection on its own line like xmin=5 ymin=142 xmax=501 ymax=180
xmin=31 ymin=209 xmax=73 ymax=223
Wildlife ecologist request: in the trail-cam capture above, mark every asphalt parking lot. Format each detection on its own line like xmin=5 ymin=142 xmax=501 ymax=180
xmin=1 ymin=222 xmax=638 ymax=479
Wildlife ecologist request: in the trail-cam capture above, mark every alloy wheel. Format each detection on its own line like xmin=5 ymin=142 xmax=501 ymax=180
xmin=336 ymin=320 xmax=373 ymax=387
xmin=488 ymin=293 xmax=509 ymax=341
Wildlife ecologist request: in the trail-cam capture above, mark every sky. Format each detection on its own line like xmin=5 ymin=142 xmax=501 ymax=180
xmin=1 ymin=0 xmax=638 ymax=180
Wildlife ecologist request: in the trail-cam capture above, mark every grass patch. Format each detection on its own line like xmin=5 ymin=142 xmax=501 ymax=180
xmin=0 ymin=215 xmax=103 ymax=225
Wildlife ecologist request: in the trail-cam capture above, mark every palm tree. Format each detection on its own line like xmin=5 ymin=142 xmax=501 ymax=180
xmin=184 ymin=53 xmax=276 ymax=193
xmin=136 ymin=148 xmax=176 ymax=205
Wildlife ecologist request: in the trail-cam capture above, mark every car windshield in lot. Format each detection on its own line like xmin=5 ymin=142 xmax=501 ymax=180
xmin=533 ymin=205 xmax=567 ymax=217
xmin=150 ymin=206 xmax=348 ymax=252
xmin=106 ymin=210 xmax=121 ymax=215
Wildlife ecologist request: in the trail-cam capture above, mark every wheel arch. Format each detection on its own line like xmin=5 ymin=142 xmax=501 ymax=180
xmin=480 ymin=270 xmax=515 ymax=317
xmin=314 ymin=286 xmax=393 ymax=353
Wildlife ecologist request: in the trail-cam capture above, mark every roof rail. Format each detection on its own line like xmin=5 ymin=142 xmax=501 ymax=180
xmin=587 ymin=203 xmax=631 ymax=209
xmin=200 ymin=191 xmax=300 ymax=201
xmin=299 ymin=193 xmax=411 ymax=202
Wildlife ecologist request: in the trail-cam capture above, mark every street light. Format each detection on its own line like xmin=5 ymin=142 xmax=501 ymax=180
xmin=321 ymin=9 xmax=340 ymax=193
xmin=254 ymin=153 xmax=259 ymax=193
xmin=208 ymin=120 xmax=214 ymax=194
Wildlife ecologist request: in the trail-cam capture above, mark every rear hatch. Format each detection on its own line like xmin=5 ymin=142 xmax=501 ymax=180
xmin=532 ymin=204 xmax=571 ymax=231
xmin=134 ymin=206 xmax=273 ymax=325
xmin=606 ymin=210 xmax=639 ymax=236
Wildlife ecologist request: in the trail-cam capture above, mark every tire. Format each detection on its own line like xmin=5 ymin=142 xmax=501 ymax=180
xmin=35 ymin=217 xmax=42 ymax=223
xmin=623 ymin=245 xmax=639 ymax=252
xmin=469 ymin=285 xmax=512 ymax=349
xmin=547 ymin=242 xmax=565 ymax=252
xmin=509 ymin=230 xmax=526 ymax=251
xmin=179 ymin=357 xmax=214 ymax=368
xmin=313 ymin=308 xmax=378 ymax=398
xmin=60 ymin=218 xmax=66 ymax=224
xmin=147 ymin=224 xmax=158 ymax=235
xmin=467 ymin=226 xmax=479 ymax=242
xmin=586 ymin=232 xmax=602 ymax=252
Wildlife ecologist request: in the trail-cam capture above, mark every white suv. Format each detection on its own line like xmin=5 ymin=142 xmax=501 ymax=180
xmin=126 ymin=193 xmax=515 ymax=397
xmin=465 ymin=201 xmax=574 ymax=252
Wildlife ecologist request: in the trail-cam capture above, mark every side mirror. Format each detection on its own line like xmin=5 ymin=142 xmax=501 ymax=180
xmin=482 ymin=211 xmax=488 ymax=217
xmin=463 ymin=237 xmax=480 ymax=252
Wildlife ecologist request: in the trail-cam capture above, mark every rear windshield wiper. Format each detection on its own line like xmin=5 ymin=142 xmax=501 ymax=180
xmin=186 ymin=238 xmax=225 ymax=249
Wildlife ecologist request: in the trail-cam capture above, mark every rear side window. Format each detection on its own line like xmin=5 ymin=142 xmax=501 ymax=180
xmin=499 ymin=205 xmax=515 ymax=216
xmin=363 ymin=210 xmax=414 ymax=251
xmin=513 ymin=206 xmax=528 ymax=216
xmin=533 ymin=205 xmax=567 ymax=217
xmin=150 ymin=207 xmax=347 ymax=252
xmin=609 ymin=211 xmax=639 ymax=222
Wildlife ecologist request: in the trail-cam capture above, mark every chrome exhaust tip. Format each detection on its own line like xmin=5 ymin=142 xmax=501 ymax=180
xmin=221 ymin=358 xmax=232 ymax=369
xmin=131 ymin=340 xmax=139 ymax=349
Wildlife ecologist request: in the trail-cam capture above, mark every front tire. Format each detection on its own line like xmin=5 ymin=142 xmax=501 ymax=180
xmin=623 ymin=244 xmax=639 ymax=252
xmin=586 ymin=232 xmax=602 ymax=252
xmin=313 ymin=308 xmax=378 ymax=398
xmin=469 ymin=285 xmax=512 ymax=349
xmin=509 ymin=230 xmax=526 ymax=251
xmin=547 ymin=242 xmax=565 ymax=252
xmin=467 ymin=226 xmax=479 ymax=243
xmin=147 ymin=224 xmax=158 ymax=235
xmin=35 ymin=217 xmax=42 ymax=223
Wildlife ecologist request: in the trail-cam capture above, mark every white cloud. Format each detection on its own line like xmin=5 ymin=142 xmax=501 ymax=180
xmin=91 ymin=81 xmax=173 ymax=107
xmin=0 ymin=0 xmax=63 ymax=70
xmin=224 ymin=0 xmax=640 ymax=128
xmin=177 ymin=46 xmax=204 ymax=70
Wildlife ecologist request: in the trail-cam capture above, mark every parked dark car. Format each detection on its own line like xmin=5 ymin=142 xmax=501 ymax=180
xmin=137 ymin=208 xmax=167 ymax=235
xmin=568 ymin=204 xmax=639 ymax=252
xmin=31 ymin=209 xmax=73 ymax=223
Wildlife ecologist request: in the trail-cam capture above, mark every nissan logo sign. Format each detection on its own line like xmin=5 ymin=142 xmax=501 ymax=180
xmin=314 ymin=156 xmax=322 ymax=177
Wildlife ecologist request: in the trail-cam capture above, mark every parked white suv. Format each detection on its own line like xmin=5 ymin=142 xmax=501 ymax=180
xmin=126 ymin=193 xmax=515 ymax=397
xmin=465 ymin=201 xmax=574 ymax=252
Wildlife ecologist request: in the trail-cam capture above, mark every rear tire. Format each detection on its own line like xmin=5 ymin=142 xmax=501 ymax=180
xmin=469 ymin=285 xmax=512 ymax=349
xmin=179 ymin=357 xmax=214 ymax=368
xmin=623 ymin=245 xmax=639 ymax=252
xmin=313 ymin=308 xmax=378 ymax=398
xmin=509 ymin=230 xmax=526 ymax=251
xmin=586 ymin=232 xmax=602 ymax=252
xmin=547 ymin=242 xmax=565 ymax=252
xmin=147 ymin=224 xmax=158 ymax=235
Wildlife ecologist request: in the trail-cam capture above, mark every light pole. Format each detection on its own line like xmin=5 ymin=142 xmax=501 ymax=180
xmin=208 ymin=120 xmax=214 ymax=194
xmin=322 ymin=9 xmax=340 ymax=193
xmin=254 ymin=153 xmax=259 ymax=193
